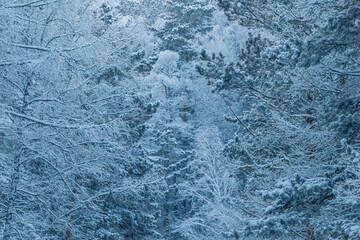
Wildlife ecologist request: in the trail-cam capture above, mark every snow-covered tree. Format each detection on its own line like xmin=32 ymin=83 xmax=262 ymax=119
xmin=1 ymin=1 xmax=163 ymax=239
xmin=194 ymin=0 xmax=360 ymax=238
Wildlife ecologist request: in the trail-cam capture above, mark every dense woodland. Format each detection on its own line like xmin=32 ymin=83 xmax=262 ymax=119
xmin=0 ymin=0 xmax=359 ymax=239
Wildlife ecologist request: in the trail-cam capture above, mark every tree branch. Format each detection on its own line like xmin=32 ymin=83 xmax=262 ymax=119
xmin=5 ymin=0 xmax=45 ymax=8
xmin=220 ymin=94 xmax=256 ymax=137
xmin=5 ymin=110 xmax=78 ymax=129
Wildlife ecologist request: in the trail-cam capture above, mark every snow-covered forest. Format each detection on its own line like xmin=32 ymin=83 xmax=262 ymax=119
xmin=0 ymin=0 xmax=359 ymax=239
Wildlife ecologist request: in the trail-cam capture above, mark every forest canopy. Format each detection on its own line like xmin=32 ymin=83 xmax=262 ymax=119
xmin=0 ymin=0 xmax=359 ymax=239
